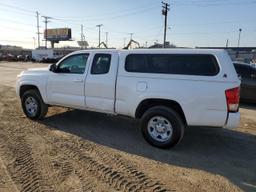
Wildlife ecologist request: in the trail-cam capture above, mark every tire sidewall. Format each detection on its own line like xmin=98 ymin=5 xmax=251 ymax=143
xmin=21 ymin=91 xmax=42 ymax=119
xmin=141 ymin=107 xmax=184 ymax=148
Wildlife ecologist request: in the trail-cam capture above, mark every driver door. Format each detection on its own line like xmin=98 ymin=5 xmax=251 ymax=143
xmin=47 ymin=53 xmax=89 ymax=108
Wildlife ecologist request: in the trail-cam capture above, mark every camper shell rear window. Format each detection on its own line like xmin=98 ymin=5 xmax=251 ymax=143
xmin=125 ymin=54 xmax=220 ymax=76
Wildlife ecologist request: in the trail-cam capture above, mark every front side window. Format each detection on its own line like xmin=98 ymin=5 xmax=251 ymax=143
xmin=91 ymin=54 xmax=111 ymax=74
xmin=57 ymin=54 xmax=89 ymax=74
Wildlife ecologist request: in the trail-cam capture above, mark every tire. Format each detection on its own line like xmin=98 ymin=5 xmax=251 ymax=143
xmin=21 ymin=89 xmax=48 ymax=120
xmin=140 ymin=106 xmax=185 ymax=148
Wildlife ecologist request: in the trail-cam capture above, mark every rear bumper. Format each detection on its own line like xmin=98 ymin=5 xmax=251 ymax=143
xmin=224 ymin=112 xmax=240 ymax=129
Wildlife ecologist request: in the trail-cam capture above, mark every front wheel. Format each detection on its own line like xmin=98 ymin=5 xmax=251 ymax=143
xmin=140 ymin=106 xmax=185 ymax=148
xmin=21 ymin=89 xmax=48 ymax=120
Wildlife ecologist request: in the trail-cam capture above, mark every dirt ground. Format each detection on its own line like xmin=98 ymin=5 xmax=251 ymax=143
xmin=0 ymin=62 xmax=255 ymax=192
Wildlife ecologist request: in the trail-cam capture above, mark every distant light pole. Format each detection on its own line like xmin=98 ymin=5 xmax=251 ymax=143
xmin=33 ymin=37 xmax=36 ymax=49
xmin=128 ymin=33 xmax=134 ymax=49
xmin=129 ymin=33 xmax=133 ymax=41
xmin=96 ymin=24 xmax=103 ymax=47
xmin=237 ymin=28 xmax=242 ymax=47
xmin=105 ymin=32 xmax=108 ymax=47
xmin=226 ymin=39 xmax=229 ymax=48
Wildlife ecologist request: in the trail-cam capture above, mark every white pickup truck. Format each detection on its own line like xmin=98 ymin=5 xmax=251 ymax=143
xmin=16 ymin=49 xmax=240 ymax=148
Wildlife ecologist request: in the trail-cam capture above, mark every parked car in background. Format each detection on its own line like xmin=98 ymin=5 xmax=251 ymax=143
xmin=234 ymin=62 xmax=256 ymax=103
xmin=3 ymin=54 xmax=17 ymax=61
xmin=250 ymin=63 xmax=256 ymax=68
xmin=17 ymin=55 xmax=25 ymax=61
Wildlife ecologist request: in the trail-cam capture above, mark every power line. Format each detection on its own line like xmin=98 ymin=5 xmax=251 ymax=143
xmin=171 ymin=0 xmax=256 ymax=7
xmin=0 ymin=2 xmax=34 ymax=13
xmin=86 ymin=5 xmax=158 ymax=21
xmin=1 ymin=1 xmax=256 ymax=48
xmin=172 ymin=19 xmax=256 ymax=26
xmin=0 ymin=26 xmax=35 ymax=33
xmin=50 ymin=4 xmax=158 ymax=23
xmin=0 ymin=39 xmax=33 ymax=43
xmin=0 ymin=18 xmax=35 ymax=26
xmin=48 ymin=3 xmax=159 ymax=21
xmin=0 ymin=2 xmax=157 ymax=26
xmin=2 ymin=1 xmax=152 ymax=25
xmin=0 ymin=7 xmax=34 ymax=16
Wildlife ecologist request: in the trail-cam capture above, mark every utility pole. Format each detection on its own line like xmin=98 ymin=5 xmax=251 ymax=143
xmin=80 ymin=24 xmax=85 ymax=49
xmin=96 ymin=24 xmax=103 ymax=47
xmin=162 ymin=1 xmax=170 ymax=48
xmin=42 ymin=16 xmax=52 ymax=49
xmin=237 ymin=28 xmax=242 ymax=47
xmin=81 ymin=24 xmax=84 ymax=42
xmin=105 ymin=32 xmax=108 ymax=47
xmin=36 ymin=11 xmax=41 ymax=48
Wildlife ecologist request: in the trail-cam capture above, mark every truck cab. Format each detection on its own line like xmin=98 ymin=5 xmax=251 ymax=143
xmin=47 ymin=50 xmax=119 ymax=113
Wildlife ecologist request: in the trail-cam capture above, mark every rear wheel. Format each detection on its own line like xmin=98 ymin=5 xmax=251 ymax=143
xmin=21 ymin=89 xmax=48 ymax=119
xmin=140 ymin=106 xmax=185 ymax=148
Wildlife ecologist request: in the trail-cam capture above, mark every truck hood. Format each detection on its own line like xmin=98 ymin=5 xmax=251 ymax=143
xmin=18 ymin=67 xmax=51 ymax=77
xmin=27 ymin=67 xmax=50 ymax=72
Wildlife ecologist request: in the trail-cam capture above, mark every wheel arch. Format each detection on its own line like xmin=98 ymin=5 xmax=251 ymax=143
xmin=19 ymin=83 xmax=48 ymax=104
xmin=135 ymin=98 xmax=187 ymax=125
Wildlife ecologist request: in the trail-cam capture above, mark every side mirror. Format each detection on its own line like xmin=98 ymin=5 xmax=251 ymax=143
xmin=49 ymin=63 xmax=57 ymax=72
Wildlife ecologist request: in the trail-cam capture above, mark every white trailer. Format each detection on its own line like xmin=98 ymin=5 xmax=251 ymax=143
xmin=32 ymin=49 xmax=54 ymax=61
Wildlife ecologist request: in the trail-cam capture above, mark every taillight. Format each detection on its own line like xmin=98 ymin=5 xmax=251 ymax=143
xmin=225 ymin=87 xmax=240 ymax=112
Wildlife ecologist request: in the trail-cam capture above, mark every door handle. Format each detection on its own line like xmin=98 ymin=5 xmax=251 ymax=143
xmin=72 ymin=79 xmax=84 ymax=83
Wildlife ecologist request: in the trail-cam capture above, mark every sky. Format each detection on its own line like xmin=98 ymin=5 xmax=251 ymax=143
xmin=0 ymin=0 xmax=256 ymax=49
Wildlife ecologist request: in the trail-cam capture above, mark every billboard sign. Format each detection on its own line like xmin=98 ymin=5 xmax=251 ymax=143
xmin=44 ymin=28 xmax=71 ymax=41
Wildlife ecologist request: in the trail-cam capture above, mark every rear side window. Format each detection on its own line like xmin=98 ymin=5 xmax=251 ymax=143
xmin=125 ymin=54 xmax=219 ymax=76
xmin=91 ymin=54 xmax=111 ymax=74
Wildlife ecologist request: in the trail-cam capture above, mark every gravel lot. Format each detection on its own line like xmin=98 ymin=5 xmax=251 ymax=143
xmin=0 ymin=61 xmax=255 ymax=192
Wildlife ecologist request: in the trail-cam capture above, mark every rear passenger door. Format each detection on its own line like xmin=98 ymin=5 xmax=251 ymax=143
xmin=84 ymin=52 xmax=118 ymax=113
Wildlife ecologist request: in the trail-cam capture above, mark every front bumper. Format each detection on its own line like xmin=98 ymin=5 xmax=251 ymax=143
xmin=224 ymin=112 xmax=240 ymax=129
xmin=16 ymin=79 xmax=21 ymax=97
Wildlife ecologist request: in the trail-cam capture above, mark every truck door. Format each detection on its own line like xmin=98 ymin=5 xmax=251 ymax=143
xmin=84 ymin=52 xmax=118 ymax=113
xmin=47 ymin=53 xmax=89 ymax=108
